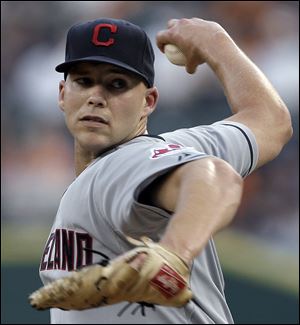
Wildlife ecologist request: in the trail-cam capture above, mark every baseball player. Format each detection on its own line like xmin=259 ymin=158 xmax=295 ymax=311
xmin=29 ymin=18 xmax=292 ymax=324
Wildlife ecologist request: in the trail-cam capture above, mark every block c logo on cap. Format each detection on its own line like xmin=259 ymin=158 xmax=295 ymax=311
xmin=92 ymin=24 xmax=117 ymax=47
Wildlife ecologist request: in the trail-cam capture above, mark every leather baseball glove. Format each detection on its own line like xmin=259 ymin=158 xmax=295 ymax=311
xmin=29 ymin=237 xmax=193 ymax=310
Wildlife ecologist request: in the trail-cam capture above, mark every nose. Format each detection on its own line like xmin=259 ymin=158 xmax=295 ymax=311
xmin=88 ymin=96 xmax=107 ymax=108
xmin=87 ymin=86 xmax=107 ymax=108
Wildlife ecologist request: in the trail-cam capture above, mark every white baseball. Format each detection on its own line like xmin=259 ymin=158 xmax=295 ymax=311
xmin=164 ymin=44 xmax=187 ymax=66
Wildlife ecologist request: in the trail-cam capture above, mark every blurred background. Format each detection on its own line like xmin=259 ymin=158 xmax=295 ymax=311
xmin=1 ymin=1 xmax=298 ymax=323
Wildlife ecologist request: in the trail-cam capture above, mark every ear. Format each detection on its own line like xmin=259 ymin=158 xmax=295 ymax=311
xmin=142 ymin=87 xmax=159 ymax=117
xmin=58 ymin=80 xmax=66 ymax=112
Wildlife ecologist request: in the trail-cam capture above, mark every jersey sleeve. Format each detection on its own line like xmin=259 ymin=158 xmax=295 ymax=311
xmin=93 ymin=139 xmax=210 ymax=239
xmin=161 ymin=121 xmax=259 ymax=178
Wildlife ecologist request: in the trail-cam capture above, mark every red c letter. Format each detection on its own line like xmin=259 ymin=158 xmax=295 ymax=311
xmin=92 ymin=24 xmax=117 ymax=46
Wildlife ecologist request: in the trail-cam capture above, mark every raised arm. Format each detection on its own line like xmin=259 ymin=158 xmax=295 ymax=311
xmin=156 ymin=18 xmax=293 ymax=169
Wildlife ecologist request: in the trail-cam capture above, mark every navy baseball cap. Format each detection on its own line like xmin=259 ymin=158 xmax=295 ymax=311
xmin=55 ymin=18 xmax=155 ymax=87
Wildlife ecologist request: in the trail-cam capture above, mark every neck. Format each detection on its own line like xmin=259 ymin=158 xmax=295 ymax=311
xmin=74 ymin=128 xmax=149 ymax=176
xmin=74 ymin=143 xmax=99 ymax=176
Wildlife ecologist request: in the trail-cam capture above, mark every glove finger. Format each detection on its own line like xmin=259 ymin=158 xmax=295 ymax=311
xmin=102 ymin=262 xmax=141 ymax=295
xmin=101 ymin=253 xmax=147 ymax=304
xmin=30 ymin=265 xmax=108 ymax=310
xmin=29 ymin=272 xmax=83 ymax=310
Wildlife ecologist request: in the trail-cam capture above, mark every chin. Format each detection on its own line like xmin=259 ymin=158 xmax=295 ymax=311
xmin=85 ymin=141 xmax=112 ymax=154
xmin=77 ymin=134 xmax=114 ymax=153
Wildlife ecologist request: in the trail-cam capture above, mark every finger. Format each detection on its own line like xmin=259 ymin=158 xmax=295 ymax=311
xmin=156 ymin=19 xmax=180 ymax=52
xmin=157 ymin=19 xmax=182 ymax=53
xmin=186 ymin=63 xmax=198 ymax=75
xmin=156 ymin=30 xmax=170 ymax=53
xmin=167 ymin=19 xmax=179 ymax=29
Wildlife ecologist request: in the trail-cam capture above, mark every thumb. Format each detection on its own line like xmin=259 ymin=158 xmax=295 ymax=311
xmin=185 ymin=63 xmax=198 ymax=74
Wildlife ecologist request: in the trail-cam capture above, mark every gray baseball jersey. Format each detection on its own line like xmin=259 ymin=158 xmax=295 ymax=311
xmin=39 ymin=121 xmax=258 ymax=324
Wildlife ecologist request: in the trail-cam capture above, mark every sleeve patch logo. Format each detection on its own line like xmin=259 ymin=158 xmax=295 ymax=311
xmin=150 ymin=144 xmax=184 ymax=159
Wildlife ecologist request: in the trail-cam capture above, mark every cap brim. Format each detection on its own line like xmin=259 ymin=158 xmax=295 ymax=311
xmin=55 ymin=56 xmax=150 ymax=86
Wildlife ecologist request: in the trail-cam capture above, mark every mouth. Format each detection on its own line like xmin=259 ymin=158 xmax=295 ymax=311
xmin=80 ymin=115 xmax=109 ymax=127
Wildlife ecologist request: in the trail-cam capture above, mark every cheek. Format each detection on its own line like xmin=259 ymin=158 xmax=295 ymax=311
xmin=115 ymin=93 xmax=144 ymax=120
xmin=113 ymin=102 xmax=143 ymax=127
xmin=62 ymin=94 xmax=83 ymax=129
xmin=64 ymin=87 xmax=85 ymax=107
xmin=64 ymin=87 xmax=86 ymax=112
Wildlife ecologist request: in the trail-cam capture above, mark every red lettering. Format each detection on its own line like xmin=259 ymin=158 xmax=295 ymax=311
xmin=54 ymin=229 xmax=61 ymax=269
xmin=151 ymin=144 xmax=183 ymax=159
xmin=61 ymin=229 xmax=74 ymax=271
xmin=76 ymin=233 xmax=93 ymax=268
xmin=47 ymin=233 xmax=55 ymax=270
xmin=92 ymin=23 xmax=117 ymax=46
xmin=40 ymin=229 xmax=94 ymax=272
xmin=40 ymin=233 xmax=55 ymax=271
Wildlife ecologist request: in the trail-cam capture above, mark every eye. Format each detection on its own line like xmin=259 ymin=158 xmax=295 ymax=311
xmin=74 ymin=77 xmax=93 ymax=87
xmin=110 ymin=79 xmax=127 ymax=90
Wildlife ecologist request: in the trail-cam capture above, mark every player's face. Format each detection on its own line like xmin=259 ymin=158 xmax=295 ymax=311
xmin=59 ymin=63 xmax=158 ymax=154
